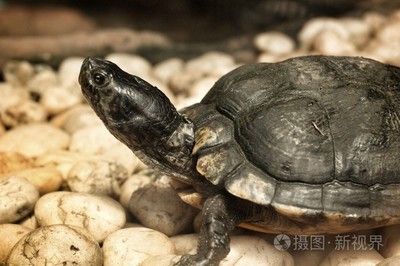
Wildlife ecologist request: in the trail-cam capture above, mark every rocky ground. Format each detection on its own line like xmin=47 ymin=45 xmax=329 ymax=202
xmin=1 ymin=7 xmax=400 ymax=266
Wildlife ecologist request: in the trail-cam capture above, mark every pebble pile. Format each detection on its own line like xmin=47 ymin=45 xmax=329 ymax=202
xmin=1 ymin=8 xmax=400 ymax=266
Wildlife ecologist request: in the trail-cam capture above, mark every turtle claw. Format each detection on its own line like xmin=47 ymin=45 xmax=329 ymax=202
xmin=174 ymin=255 xmax=216 ymax=266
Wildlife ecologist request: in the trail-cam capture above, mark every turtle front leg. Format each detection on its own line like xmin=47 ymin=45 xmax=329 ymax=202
xmin=175 ymin=194 xmax=238 ymax=266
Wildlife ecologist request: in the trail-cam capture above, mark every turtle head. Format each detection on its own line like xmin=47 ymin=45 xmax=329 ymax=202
xmin=79 ymin=57 xmax=199 ymax=183
xmin=79 ymin=57 xmax=183 ymax=146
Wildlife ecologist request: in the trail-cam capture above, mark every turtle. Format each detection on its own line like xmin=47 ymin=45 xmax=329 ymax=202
xmin=79 ymin=55 xmax=400 ymax=265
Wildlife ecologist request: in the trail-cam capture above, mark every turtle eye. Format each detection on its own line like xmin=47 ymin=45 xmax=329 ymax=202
xmin=93 ymin=72 xmax=107 ymax=86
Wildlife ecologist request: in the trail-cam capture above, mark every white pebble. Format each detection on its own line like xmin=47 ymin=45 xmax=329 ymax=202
xmin=0 ymin=224 xmax=32 ymax=264
xmin=129 ymin=177 xmax=197 ymax=236
xmin=7 ymin=224 xmax=102 ymax=266
xmin=102 ymin=227 xmax=175 ymax=266
xmin=51 ymin=104 xmax=102 ymax=134
xmin=254 ymin=31 xmax=295 ymax=55
xmin=106 ymin=53 xmax=152 ymax=77
xmin=58 ymin=57 xmax=85 ymax=88
xmin=153 ymin=58 xmax=184 ymax=84
xmin=0 ymin=123 xmax=70 ymax=157
xmin=119 ymin=173 xmax=153 ymax=208
xmin=185 ymin=52 xmax=236 ymax=77
xmin=35 ymin=191 xmax=126 ymax=242
xmin=69 ymin=124 xmax=119 ymax=154
xmin=40 ymin=87 xmax=82 ymax=115
xmin=0 ymin=176 xmax=39 ymax=223
xmin=67 ymin=160 xmax=129 ymax=197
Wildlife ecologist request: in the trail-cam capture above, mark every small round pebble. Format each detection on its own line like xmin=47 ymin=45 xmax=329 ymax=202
xmin=67 ymin=160 xmax=129 ymax=197
xmin=106 ymin=53 xmax=152 ymax=77
xmin=40 ymin=86 xmax=82 ymax=115
xmin=129 ymin=177 xmax=198 ymax=236
xmin=58 ymin=57 xmax=85 ymax=88
xmin=220 ymin=236 xmax=294 ymax=266
xmin=319 ymin=249 xmax=384 ymax=266
xmin=119 ymin=173 xmax=153 ymax=208
xmin=3 ymin=61 xmax=35 ymax=87
xmin=2 ymin=166 xmax=63 ymax=194
xmin=35 ymin=150 xmax=97 ymax=179
xmin=35 ymin=191 xmax=126 ymax=242
xmin=254 ymin=31 xmax=295 ymax=55
xmin=0 ymin=152 xmax=34 ymax=175
xmin=51 ymin=104 xmax=102 ymax=134
xmin=185 ymin=52 xmax=236 ymax=77
xmin=69 ymin=124 xmax=120 ymax=154
xmin=1 ymin=100 xmax=47 ymax=127
xmin=170 ymin=234 xmax=198 ymax=255
xmin=7 ymin=224 xmax=102 ymax=266
xmin=153 ymin=58 xmax=184 ymax=84
xmin=0 ymin=123 xmax=70 ymax=157
xmin=102 ymin=227 xmax=175 ymax=266
xmin=0 ymin=224 xmax=32 ymax=264
xmin=0 ymin=176 xmax=39 ymax=223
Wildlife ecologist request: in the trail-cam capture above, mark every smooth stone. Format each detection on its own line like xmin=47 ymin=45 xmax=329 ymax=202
xmin=0 ymin=123 xmax=70 ymax=158
xmin=99 ymin=141 xmax=140 ymax=174
xmin=35 ymin=191 xmax=126 ymax=242
xmin=0 ymin=152 xmax=34 ymax=176
xmin=313 ymin=30 xmax=356 ymax=56
xmin=254 ymin=31 xmax=295 ymax=55
xmin=0 ymin=224 xmax=32 ymax=264
xmin=169 ymin=70 xmax=203 ymax=94
xmin=0 ymin=176 xmax=39 ymax=223
xmin=363 ymin=12 xmax=386 ymax=33
xmin=377 ymin=21 xmax=400 ymax=44
xmin=58 ymin=57 xmax=85 ymax=88
xmin=170 ymin=234 xmax=198 ymax=255
xmin=69 ymin=124 xmax=120 ymax=155
xmin=320 ymin=249 xmax=384 ymax=266
xmin=40 ymin=86 xmax=82 ymax=115
xmin=129 ymin=177 xmax=198 ymax=236
xmin=340 ymin=18 xmax=371 ymax=48
xmin=26 ymin=67 xmax=59 ymax=97
xmin=1 ymin=100 xmax=47 ymax=127
xmin=105 ymin=53 xmax=152 ymax=77
xmin=119 ymin=174 xmax=153 ymax=208
xmin=4 ymin=166 xmax=62 ymax=194
xmin=185 ymin=52 xmax=236 ymax=77
xmin=377 ymin=255 xmax=400 ymax=266
xmin=102 ymin=227 xmax=175 ymax=266
xmin=220 ymin=236 xmax=294 ymax=266
xmin=175 ymin=76 xmax=217 ymax=109
xmin=19 ymin=215 xmax=38 ymax=229
xmin=153 ymin=58 xmax=184 ymax=84
xmin=298 ymin=18 xmax=349 ymax=50
xmin=381 ymin=224 xmax=400 ymax=258
xmin=51 ymin=104 xmax=102 ymax=134
xmin=7 ymin=224 xmax=102 ymax=266
xmin=140 ymin=255 xmax=181 ymax=266
xmin=35 ymin=150 xmax=98 ymax=179
xmin=67 ymin=160 xmax=129 ymax=197
xmin=3 ymin=61 xmax=35 ymax=87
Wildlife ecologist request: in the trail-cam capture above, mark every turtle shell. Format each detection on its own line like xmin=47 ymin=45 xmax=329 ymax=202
xmin=182 ymin=56 xmax=400 ymax=229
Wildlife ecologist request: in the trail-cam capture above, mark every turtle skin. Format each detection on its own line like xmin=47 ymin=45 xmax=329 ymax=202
xmin=180 ymin=56 xmax=400 ymax=234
